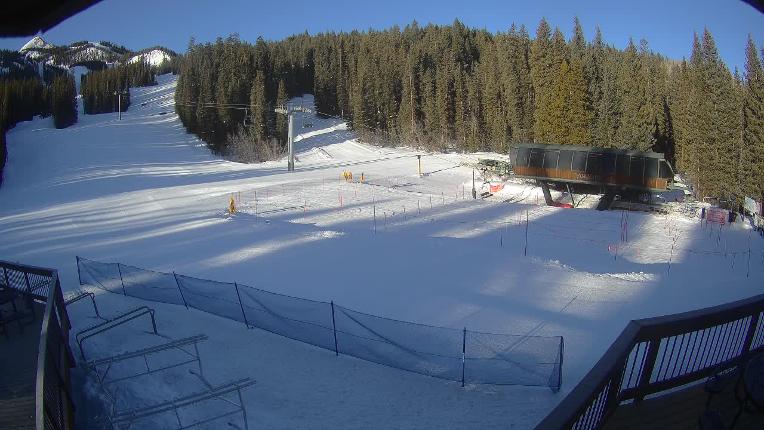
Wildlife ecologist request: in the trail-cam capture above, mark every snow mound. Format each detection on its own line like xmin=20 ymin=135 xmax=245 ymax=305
xmin=129 ymin=49 xmax=172 ymax=66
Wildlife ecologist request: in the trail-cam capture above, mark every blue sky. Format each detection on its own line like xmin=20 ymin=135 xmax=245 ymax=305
xmin=1 ymin=0 xmax=763 ymax=71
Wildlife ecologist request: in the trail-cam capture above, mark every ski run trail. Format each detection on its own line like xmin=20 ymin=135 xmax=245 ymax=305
xmin=2 ymin=74 xmax=763 ymax=429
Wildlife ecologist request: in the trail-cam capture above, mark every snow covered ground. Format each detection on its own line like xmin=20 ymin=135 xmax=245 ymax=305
xmin=1 ymin=74 xmax=763 ymax=429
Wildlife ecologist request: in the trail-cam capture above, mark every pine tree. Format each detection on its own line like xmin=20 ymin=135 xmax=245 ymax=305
xmin=530 ymin=18 xmax=552 ymax=142
xmin=570 ymin=17 xmax=586 ymax=63
xmin=195 ymin=57 xmax=218 ymax=148
xmin=547 ymin=59 xmax=592 ymax=145
xmin=616 ymin=39 xmax=655 ymax=150
xmin=479 ymin=38 xmax=507 ymax=151
xmin=498 ymin=25 xmax=533 ymax=144
xmin=276 ymin=79 xmax=288 ymax=145
xmin=51 ymin=75 xmax=77 ymax=129
xmin=0 ymin=126 xmax=5 ymax=187
xmin=702 ymin=29 xmax=739 ymax=202
xmin=249 ymin=72 xmax=268 ymax=142
xmin=742 ymin=35 xmax=764 ymax=199
xmin=397 ymin=56 xmax=420 ymax=143
xmin=531 ymin=23 xmax=569 ymax=143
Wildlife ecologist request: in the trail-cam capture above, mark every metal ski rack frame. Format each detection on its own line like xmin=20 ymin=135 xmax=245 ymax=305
xmin=75 ymin=306 xmax=158 ymax=360
xmin=86 ymin=334 xmax=208 ymax=387
xmin=64 ymin=290 xmax=102 ymax=319
xmin=107 ymin=378 xmax=256 ymax=430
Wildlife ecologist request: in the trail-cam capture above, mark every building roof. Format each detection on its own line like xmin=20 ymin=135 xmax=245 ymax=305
xmin=0 ymin=0 xmax=102 ymax=37
xmin=510 ymin=143 xmax=667 ymax=159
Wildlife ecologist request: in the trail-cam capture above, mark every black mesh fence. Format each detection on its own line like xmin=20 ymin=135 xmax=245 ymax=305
xmin=77 ymin=256 xmax=563 ymax=390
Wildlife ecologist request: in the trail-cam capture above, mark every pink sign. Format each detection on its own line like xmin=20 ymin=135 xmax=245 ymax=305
xmin=706 ymin=208 xmax=727 ymax=224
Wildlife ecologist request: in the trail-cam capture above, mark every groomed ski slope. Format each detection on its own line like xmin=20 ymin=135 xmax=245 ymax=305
xmin=1 ymin=74 xmax=762 ymax=429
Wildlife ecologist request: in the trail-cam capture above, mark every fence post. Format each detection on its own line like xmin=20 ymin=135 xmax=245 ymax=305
xmin=2 ymin=266 xmax=10 ymax=288
xmin=461 ymin=327 xmax=467 ymax=387
xmin=116 ymin=263 xmax=127 ymax=296
xmin=331 ymin=301 xmax=339 ymax=356
xmin=740 ymin=312 xmax=760 ymax=359
xmin=89 ymin=293 xmax=101 ymax=319
xmin=634 ymin=338 xmax=661 ymax=402
xmin=75 ymin=256 xmax=83 ymax=288
xmin=23 ymin=271 xmax=31 ymax=293
xmin=172 ymin=271 xmax=189 ymax=309
xmin=524 ymin=209 xmax=529 ymax=256
xmin=233 ymin=282 xmax=250 ymax=328
xmin=556 ymin=337 xmax=564 ymax=392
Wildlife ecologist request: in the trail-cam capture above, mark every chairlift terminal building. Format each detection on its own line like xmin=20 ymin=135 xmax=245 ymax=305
xmin=509 ymin=143 xmax=675 ymax=193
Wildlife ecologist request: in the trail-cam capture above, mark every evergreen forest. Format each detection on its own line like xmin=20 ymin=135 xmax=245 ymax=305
xmin=81 ymin=61 xmax=156 ymax=114
xmin=125 ymin=20 xmax=764 ymax=205
xmin=0 ymin=72 xmax=77 ymax=185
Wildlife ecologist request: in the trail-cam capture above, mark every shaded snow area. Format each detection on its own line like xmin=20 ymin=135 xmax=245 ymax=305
xmin=2 ymin=75 xmax=764 ymax=429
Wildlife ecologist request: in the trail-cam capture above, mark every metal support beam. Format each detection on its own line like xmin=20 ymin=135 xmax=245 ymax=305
xmin=539 ymin=181 xmax=555 ymax=206
xmin=288 ymin=113 xmax=294 ymax=171
xmin=275 ymin=105 xmax=312 ymax=172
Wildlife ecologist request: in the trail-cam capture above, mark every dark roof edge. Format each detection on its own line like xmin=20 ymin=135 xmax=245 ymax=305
xmin=1 ymin=1 xmax=103 ymax=37
xmin=510 ymin=142 xmax=666 ymax=159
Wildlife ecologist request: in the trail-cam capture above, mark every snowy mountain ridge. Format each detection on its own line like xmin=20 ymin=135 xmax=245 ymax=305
xmin=15 ymin=35 xmax=175 ymax=69
xmin=128 ymin=48 xmax=173 ymax=66
xmin=19 ymin=35 xmax=55 ymax=53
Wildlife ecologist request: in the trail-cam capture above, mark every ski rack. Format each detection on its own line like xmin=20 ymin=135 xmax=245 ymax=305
xmin=65 ymin=290 xmax=102 ymax=319
xmin=87 ymin=334 xmax=208 ymax=387
xmin=107 ymin=378 xmax=256 ymax=430
xmin=75 ymin=306 xmax=158 ymax=360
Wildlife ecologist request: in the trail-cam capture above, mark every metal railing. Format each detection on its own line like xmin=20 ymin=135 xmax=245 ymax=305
xmin=1 ymin=260 xmax=76 ymax=430
xmin=535 ymin=293 xmax=764 ymax=429
xmin=64 ymin=291 xmax=101 ymax=319
xmin=2 ymin=261 xmax=57 ymax=301
xmin=75 ymin=306 xmax=158 ymax=361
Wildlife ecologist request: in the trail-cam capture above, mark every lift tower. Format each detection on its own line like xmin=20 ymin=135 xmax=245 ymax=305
xmin=275 ymin=105 xmax=312 ymax=171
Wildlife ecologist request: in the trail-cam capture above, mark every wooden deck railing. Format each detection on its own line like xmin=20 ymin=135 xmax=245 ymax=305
xmin=535 ymin=293 xmax=764 ymax=429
